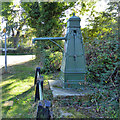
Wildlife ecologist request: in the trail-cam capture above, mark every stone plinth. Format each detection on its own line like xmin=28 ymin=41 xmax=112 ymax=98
xmin=48 ymin=80 xmax=93 ymax=98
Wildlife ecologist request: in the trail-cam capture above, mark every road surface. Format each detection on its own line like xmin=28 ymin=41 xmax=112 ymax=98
xmin=0 ymin=55 xmax=35 ymax=68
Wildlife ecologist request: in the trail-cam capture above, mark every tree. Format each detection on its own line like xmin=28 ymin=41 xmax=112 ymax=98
xmin=79 ymin=2 xmax=119 ymax=117
xmin=21 ymin=2 xmax=75 ymax=46
xmin=2 ymin=2 xmax=28 ymax=48
xmin=21 ymin=2 xmax=75 ymax=72
xmin=81 ymin=1 xmax=119 ymax=42
xmin=81 ymin=1 xmax=119 ymax=84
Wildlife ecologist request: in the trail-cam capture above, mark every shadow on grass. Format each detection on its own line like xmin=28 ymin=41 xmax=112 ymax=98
xmin=1 ymin=58 xmax=55 ymax=118
xmin=1 ymin=59 xmax=40 ymax=118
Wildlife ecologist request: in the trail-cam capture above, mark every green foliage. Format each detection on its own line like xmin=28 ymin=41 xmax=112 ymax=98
xmin=85 ymin=36 xmax=119 ymax=83
xmin=81 ymin=1 xmax=119 ymax=84
xmin=21 ymin=2 xmax=74 ymax=72
xmin=40 ymin=49 xmax=63 ymax=74
xmin=72 ymin=0 xmax=97 ymax=16
xmin=81 ymin=1 xmax=119 ymax=118
xmin=89 ymin=83 xmax=119 ymax=118
xmin=82 ymin=1 xmax=119 ymax=41
xmin=21 ymin=2 xmax=74 ymax=37
xmin=2 ymin=2 xmax=29 ymax=48
xmin=2 ymin=2 xmax=13 ymax=18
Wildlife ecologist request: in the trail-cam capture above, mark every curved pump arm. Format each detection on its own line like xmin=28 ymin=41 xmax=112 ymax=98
xmin=32 ymin=37 xmax=66 ymax=51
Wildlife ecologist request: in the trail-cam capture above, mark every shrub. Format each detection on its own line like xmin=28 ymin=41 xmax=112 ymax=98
xmin=41 ymin=50 xmax=62 ymax=73
xmin=85 ymin=36 xmax=119 ymax=84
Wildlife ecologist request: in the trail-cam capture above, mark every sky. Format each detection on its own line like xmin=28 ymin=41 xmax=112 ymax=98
xmin=95 ymin=0 xmax=109 ymax=12
xmin=64 ymin=0 xmax=109 ymax=28
xmin=82 ymin=0 xmax=109 ymax=28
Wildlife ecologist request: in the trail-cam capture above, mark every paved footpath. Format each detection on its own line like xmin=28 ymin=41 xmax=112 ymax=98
xmin=0 ymin=55 xmax=35 ymax=68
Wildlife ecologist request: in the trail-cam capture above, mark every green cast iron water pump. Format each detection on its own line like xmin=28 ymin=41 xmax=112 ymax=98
xmin=33 ymin=13 xmax=86 ymax=89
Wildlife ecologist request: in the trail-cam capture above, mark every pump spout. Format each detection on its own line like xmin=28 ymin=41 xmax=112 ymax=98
xmin=32 ymin=37 xmax=66 ymax=44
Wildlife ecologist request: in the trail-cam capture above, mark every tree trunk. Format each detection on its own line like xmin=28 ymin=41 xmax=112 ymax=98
xmin=13 ymin=30 xmax=20 ymax=48
xmin=13 ymin=37 xmax=19 ymax=48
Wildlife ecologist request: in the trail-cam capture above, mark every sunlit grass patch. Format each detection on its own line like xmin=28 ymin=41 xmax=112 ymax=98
xmin=0 ymin=78 xmax=15 ymax=87
xmin=1 ymin=59 xmax=38 ymax=118
xmin=1 ymin=59 xmax=55 ymax=118
xmin=8 ymin=83 xmax=33 ymax=95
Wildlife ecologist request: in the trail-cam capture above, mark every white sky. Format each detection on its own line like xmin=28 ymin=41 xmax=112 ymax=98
xmin=82 ymin=0 xmax=109 ymax=28
xmin=95 ymin=0 xmax=109 ymax=12
xmin=64 ymin=0 xmax=109 ymax=28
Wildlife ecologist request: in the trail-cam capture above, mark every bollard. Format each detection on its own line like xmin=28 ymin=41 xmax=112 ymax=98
xmin=34 ymin=67 xmax=51 ymax=119
xmin=35 ymin=67 xmax=43 ymax=101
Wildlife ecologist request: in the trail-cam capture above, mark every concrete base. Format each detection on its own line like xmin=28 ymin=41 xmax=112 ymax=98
xmin=48 ymin=80 xmax=93 ymax=98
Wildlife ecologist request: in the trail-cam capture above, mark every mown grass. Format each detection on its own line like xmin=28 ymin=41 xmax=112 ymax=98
xmin=2 ymin=58 xmax=116 ymax=119
xmin=1 ymin=59 xmax=54 ymax=118
xmin=1 ymin=58 xmax=92 ymax=119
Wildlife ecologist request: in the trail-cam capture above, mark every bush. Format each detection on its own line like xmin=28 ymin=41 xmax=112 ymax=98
xmin=40 ymin=49 xmax=62 ymax=73
xmin=84 ymin=34 xmax=119 ymax=118
xmin=35 ymin=40 xmax=63 ymax=73
xmin=85 ymin=36 xmax=119 ymax=84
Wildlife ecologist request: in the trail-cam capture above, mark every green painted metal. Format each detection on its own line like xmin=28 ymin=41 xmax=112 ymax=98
xmin=60 ymin=14 xmax=86 ymax=89
xmin=32 ymin=37 xmax=66 ymax=43
xmin=32 ymin=37 xmax=66 ymax=51
xmin=33 ymin=13 xmax=86 ymax=89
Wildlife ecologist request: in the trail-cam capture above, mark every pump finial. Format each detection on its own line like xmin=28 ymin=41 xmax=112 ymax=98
xmin=73 ymin=13 xmax=75 ymax=16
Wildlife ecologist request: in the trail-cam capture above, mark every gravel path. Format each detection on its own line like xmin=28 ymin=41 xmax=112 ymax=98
xmin=0 ymin=55 xmax=35 ymax=68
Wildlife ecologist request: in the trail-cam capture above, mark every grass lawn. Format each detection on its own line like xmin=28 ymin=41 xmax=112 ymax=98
xmin=1 ymin=58 xmax=93 ymax=119
xmin=1 ymin=59 xmax=53 ymax=118
xmin=1 ymin=58 xmax=117 ymax=119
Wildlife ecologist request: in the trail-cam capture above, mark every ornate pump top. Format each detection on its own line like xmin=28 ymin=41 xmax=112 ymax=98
xmin=67 ymin=13 xmax=81 ymax=28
